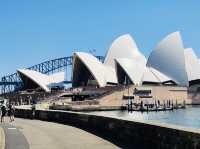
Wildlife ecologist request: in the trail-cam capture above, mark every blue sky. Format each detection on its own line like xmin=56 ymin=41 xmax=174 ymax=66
xmin=0 ymin=0 xmax=199 ymax=77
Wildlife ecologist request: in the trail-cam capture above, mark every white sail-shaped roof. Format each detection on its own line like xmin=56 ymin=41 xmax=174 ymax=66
xmin=104 ymin=65 xmax=118 ymax=84
xmin=115 ymin=58 xmax=146 ymax=85
xmin=149 ymin=67 xmax=172 ymax=83
xmin=142 ymin=67 xmax=172 ymax=84
xmin=147 ymin=32 xmax=188 ymax=86
xmin=73 ymin=52 xmax=106 ymax=87
xmin=18 ymin=69 xmax=65 ymax=92
xmin=184 ymin=48 xmax=200 ymax=81
xmin=49 ymin=72 xmax=65 ymax=83
xmin=142 ymin=67 xmax=160 ymax=84
xmin=104 ymin=34 xmax=146 ymax=68
xmin=72 ymin=52 xmax=117 ymax=87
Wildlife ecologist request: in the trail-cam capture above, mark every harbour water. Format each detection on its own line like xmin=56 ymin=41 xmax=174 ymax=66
xmin=90 ymin=105 xmax=200 ymax=129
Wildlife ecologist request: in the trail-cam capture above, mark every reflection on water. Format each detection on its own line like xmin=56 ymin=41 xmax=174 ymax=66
xmin=90 ymin=106 xmax=200 ymax=128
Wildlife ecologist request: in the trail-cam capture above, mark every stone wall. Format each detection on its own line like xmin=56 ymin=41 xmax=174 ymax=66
xmin=100 ymin=85 xmax=189 ymax=107
xmin=14 ymin=108 xmax=200 ymax=149
xmin=147 ymin=86 xmax=189 ymax=104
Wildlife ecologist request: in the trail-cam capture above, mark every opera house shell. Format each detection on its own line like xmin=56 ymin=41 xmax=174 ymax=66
xmin=184 ymin=48 xmax=200 ymax=85
xmin=17 ymin=31 xmax=200 ymax=92
xmin=72 ymin=31 xmax=200 ymax=88
xmin=17 ymin=69 xmax=65 ymax=92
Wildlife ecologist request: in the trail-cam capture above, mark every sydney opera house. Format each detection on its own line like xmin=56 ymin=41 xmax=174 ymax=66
xmin=72 ymin=31 xmax=199 ymax=88
xmin=13 ymin=31 xmax=200 ymax=105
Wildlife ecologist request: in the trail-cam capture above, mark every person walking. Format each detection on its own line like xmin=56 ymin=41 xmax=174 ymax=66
xmin=1 ymin=104 xmax=7 ymax=123
xmin=8 ymin=103 xmax=15 ymax=122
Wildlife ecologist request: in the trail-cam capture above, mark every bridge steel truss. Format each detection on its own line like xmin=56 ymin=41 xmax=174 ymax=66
xmin=0 ymin=56 xmax=104 ymax=94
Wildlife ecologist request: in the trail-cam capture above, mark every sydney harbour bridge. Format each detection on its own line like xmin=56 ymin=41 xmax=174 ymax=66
xmin=0 ymin=55 xmax=104 ymax=94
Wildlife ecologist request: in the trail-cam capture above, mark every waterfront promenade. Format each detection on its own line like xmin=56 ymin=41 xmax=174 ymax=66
xmin=0 ymin=118 xmax=118 ymax=149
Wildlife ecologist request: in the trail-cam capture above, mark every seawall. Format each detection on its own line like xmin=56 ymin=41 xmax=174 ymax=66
xmin=14 ymin=108 xmax=200 ymax=149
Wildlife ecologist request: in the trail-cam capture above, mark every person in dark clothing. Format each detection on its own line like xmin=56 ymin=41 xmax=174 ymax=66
xmin=30 ymin=98 xmax=37 ymax=119
xmin=31 ymin=104 xmax=36 ymax=119
xmin=8 ymin=103 xmax=15 ymax=122
xmin=1 ymin=105 xmax=6 ymax=123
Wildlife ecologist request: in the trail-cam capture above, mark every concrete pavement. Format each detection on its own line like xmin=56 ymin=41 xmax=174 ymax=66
xmin=2 ymin=123 xmax=29 ymax=149
xmin=1 ymin=118 xmax=119 ymax=149
xmin=0 ymin=127 xmax=5 ymax=149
